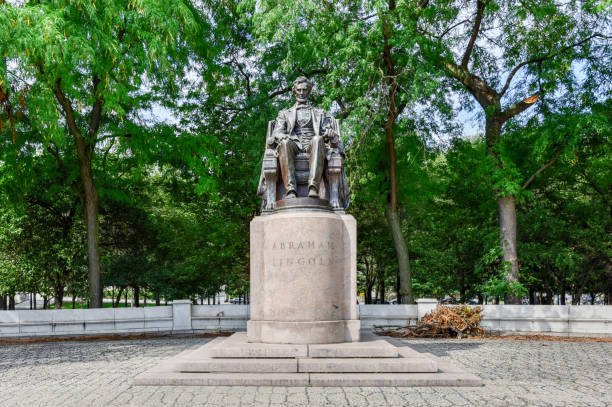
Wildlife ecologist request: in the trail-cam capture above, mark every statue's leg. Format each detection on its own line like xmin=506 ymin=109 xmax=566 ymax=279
xmin=278 ymin=139 xmax=298 ymax=198
xmin=307 ymin=135 xmax=325 ymax=197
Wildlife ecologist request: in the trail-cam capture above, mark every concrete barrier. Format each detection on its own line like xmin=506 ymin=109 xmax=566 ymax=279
xmin=0 ymin=301 xmax=610 ymax=338
xmin=358 ymin=304 xmax=418 ymax=329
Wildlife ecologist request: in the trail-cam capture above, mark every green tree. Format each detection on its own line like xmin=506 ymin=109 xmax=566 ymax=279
xmin=253 ymin=0 xmax=454 ymax=303
xmin=0 ymin=0 xmax=215 ymax=306
xmin=404 ymin=0 xmax=611 ymax=302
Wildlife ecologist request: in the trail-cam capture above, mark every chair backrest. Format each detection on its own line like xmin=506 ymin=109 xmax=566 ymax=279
xmin=267 ymin=120 xmax=275 ymax=140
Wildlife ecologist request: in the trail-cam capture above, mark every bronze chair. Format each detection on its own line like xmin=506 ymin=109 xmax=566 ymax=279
xmin=260 ymin=119 xmax=345 ymax=213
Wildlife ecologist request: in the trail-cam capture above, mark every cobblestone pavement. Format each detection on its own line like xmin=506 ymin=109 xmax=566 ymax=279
xmin=1 ymin=335 xmax=610 ymax=406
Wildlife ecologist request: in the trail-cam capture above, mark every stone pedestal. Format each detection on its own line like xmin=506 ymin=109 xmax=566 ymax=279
xmin=247 ymin=211 xmax=359 ymax=344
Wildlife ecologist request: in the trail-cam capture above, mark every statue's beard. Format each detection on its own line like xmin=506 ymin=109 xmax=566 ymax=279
xmin=296 ymin=96 xmax=309 ymax=103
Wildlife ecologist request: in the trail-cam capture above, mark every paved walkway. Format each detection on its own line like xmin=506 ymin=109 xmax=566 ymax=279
xmin=0 ymin=335 xmax=610 ymax=406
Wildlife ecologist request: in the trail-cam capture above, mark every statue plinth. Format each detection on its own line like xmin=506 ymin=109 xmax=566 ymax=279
xmin=247 ymin=209 xmax=359 ymax=344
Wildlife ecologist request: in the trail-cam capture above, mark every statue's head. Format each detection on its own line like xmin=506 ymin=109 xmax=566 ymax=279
xmin=292 ymin=76 xmax=312 ymax=103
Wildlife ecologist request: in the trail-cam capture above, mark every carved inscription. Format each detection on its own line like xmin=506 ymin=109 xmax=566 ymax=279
xmin=270 ymin=240 xmax=337 ymax=268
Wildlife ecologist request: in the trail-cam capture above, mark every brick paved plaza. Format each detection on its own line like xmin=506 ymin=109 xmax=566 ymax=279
xmin=1 ymin=335 xmax=610 ymax=406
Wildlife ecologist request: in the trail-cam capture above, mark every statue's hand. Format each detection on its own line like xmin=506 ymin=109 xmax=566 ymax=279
xmin=324 ymin=128 xmax=338 ymax=145
xmin=275 ymin=132 xmax=289 ymax=142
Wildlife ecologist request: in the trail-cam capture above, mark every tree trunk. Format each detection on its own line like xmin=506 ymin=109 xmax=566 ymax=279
xmin=498 ymin=195 xmax=521 ymax=304
xmin=381 ymin=6 xmax=414 ymax=305
xmin=0 ymin=295 xmax=5 ymax=310
xmin=53 ymin=83 xmax=103 ymax=308
xmin=386 ymin=206 xmax=414 ymax=304
xmin=155 ymin=294 xmax=160 ymax=306
xmin=54 ymin=285 xmax=65 ymax=309
xmin=79 ymin=154 xmax=102 ymax=308
xmin=133 ymin=286 xmax=140 ymax=308
xmin=459 ymin=274 xmax=466 ymax=302
xmin=529 ymin=288 xmax=535 ymax=305
xmin=380 ymin=276 xmax=386 ymax=303
xmin=42 ymin=296 xmax=47 ymax=310
xmin=365 ymin=280 xmax=373 ymax=304
xmin=114 ymin=287 xmax=124 ymax=308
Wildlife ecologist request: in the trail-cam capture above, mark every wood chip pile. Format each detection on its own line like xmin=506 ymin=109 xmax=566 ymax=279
xmin=374 ymin=305 xmax=486 ymax=338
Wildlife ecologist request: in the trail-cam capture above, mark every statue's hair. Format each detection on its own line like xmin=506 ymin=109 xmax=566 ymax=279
xmin=292 ymin=76 xmax=313 ymax=92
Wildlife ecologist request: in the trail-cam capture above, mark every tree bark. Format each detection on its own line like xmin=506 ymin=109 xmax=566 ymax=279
xmin=386 ymin=206 xmax=414 ymax=304
xmin=114 ymin=287 xmax=124 ymax=308
xmin=382 ymin=2 xmax=414 ymax=305
xmin=498 ymin=195 xmax=521 ymax=304
xmin=79 ymin=152 xmax=102 ymax=308
xmin=0 ymin=295 xmax=5 ymax=310
xmin=133 ymin=286 xmax=140 ymax=308
xmin=54 ymin=284 xmax=65 ymax=309
xmin=52 ymin=80 xmax=103 ymax=308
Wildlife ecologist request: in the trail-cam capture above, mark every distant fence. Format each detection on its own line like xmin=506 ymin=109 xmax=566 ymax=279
xmin=1 ymin=299 xmax=610 ymax=338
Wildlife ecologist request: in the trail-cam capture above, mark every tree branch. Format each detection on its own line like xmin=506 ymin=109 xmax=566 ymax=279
xmin=46 ymin=142 xmax=84 ymax=201
xmin=441 ymin=59 xmax=500 ymax=107
xmin=437 ymin=19 xmax=471 ymax=39
xmin=461 ymin=0 xmax=486 ymax=68
xmin=88 ymin=75 xmax=103 ymax=143
xmin=51 ymin=78 xmax=85 ymax=142
xmin=501 ymin=94 xmax=539 ymax=121
xmin=522 ymin=143 xmax=563 ymax=189
xmin=500 ymin=33 xmax=604 ymax=96
xmin=232 ymin=57 xmax=251 ymax=97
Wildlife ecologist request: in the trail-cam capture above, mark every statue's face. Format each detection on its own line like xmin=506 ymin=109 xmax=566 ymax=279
xmin=293 ymin=82 xmax=311 ymax=103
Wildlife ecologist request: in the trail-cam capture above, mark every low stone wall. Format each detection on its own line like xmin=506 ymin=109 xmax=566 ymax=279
xmin=0 ymin=306 xmax=173 ymax=337
xmin=191 ymin=304 xmax=249 ymax=331
xmin=0 ymin=301 xmax=610 ymax=338
xmin=358 ymin=304 xmax=418 ymax=328
xmin=480 ymin=305 xmax=612 ymax=337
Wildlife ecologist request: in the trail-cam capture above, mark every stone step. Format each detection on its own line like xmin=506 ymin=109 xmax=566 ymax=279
xmin=308 ymin=340 xmax=399 ymax=358
xmin=133 ymin=369 xmax=481 ymax=387
xmin=133 ymin=372 xmax=309 ymax=386
xmin=178 ymin=354 xmax=436 ymax=374
xmin=309 ymin=372 xmax=482 ymax=387
xmin=209 ymin=332 xmax=307 ymax=358
xmin=178 ymin=358 xmax=297 ymax=373
xmin=298 ymin=357 xmax=437 ymax=373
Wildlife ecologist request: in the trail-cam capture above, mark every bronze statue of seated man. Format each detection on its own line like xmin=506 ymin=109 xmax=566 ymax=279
xmin=257 ymin=76 xmax=350 ymax=213
xmin=268 ymin=76 xmax=338 ymax=199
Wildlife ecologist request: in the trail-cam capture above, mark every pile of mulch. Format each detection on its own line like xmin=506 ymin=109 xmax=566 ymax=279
xmin=374 ymin=304 xmax=612 ymax=342
xmin=0 ymin=331 xmax=233 ymax=345
xmin=374 ymin=305 xmax=485 ymax=339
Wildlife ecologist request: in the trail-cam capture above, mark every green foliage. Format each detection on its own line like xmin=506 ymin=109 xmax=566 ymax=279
xmin=1 ymin=1 xmax=610 ymax=308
